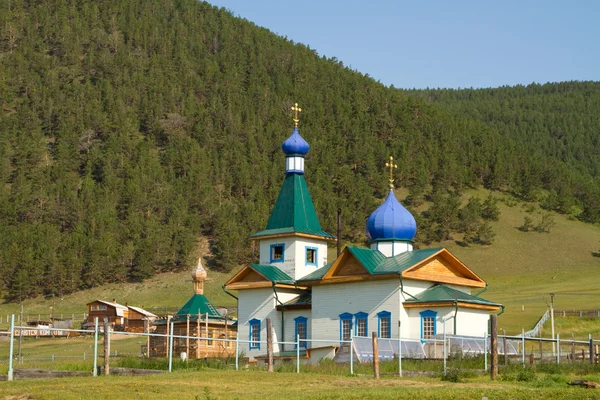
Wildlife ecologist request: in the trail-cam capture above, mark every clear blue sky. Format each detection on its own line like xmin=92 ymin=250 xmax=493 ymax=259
xmin=208 ymin=0 xmax=599 ymax=89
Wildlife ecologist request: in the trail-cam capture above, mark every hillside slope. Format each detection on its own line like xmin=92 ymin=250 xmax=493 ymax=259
xmin=1 ymin=0 xmax=599 ymax=301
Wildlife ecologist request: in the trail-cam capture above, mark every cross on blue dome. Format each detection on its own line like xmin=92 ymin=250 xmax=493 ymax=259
xmin=366 ymin=189 xmax=417 ymax=242
xmin=282 ymin=127 xmax=310 ymax=156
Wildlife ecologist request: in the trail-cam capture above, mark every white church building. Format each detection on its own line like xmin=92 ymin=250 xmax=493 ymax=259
xmin=225 ymin=106 xmax=502 ymax=361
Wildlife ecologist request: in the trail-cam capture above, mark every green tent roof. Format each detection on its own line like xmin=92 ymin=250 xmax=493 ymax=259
xmin=249 ymin=264 xmax=295 ymax=284
xmin=249 ymin=174 xmax=335 ymax=239
xmin=175 ymin=294 xmax=221 ymax=317
xmin=404 ymin=284 xmax=501 ymax=307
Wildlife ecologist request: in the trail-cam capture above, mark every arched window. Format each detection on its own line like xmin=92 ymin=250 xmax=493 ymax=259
xmin=294 ymin=316 xmax=308 ymax=348
xmin=339 ymin=313 xmax=353 ymax=342
xmin=377 ymin=311 xmax=391 ymax=338
xmin=420 ymin=310 xmax=437 ymax=339
xmin=354 ymin=312 xmax=368 ymax=337
xmin=249 ymin=319 xmax=261 ymax=349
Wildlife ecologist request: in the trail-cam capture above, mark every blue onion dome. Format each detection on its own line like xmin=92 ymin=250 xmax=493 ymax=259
xmin=282 ymin=128 xmax=310 ymax=156
xmin=366 ymin=190 xmax=417 ymax=241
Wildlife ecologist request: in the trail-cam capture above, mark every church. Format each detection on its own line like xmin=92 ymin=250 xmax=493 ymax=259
xmin=225 ymin=104 xmax=502 ymax=362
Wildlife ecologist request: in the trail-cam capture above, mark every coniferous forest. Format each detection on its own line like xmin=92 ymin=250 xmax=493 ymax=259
xmin=1 ymin=0 xmax=599 ymax=300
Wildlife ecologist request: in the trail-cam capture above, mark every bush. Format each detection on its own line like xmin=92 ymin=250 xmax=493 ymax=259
xmin=516 ymin=368 xmax=536 ymax=382
xmin=440 ymin=367 xmax=475 ymax=383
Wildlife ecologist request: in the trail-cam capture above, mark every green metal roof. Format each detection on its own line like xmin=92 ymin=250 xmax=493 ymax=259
xmin=297 ymin=263 xmax=331 ymax=282
xmin=175 ymin=294 xmax=221 ymax=317
xmin=374 ymin=247 xmax=442 ymax=274
xmin=249 ymin=174 xmax=335 ymax=239
xmin=282 ymin=291 xmax=312 ymax=306
xmin=404 ymin=284 xmax=501 ymax=307
xmin=347 ymin=246 xmax=387 ymax=273
xmin=249 ymin=264 xmax=295 ymax=284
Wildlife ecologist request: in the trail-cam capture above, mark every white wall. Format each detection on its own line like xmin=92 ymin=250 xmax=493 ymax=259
xmin=258 ymin=237 xmax=328 ymax=280
xmin=311 ymin=280 xmax=401 ymax=347
xmin=405 ymin=306 xmax=490 ymax=339
xmin=370 ymin=241 xmax=413 ymax=257
xmin=282 ymin=309 xmax=312 ymax=345
xmin=237 ymin=288 xmax=302 ymax=359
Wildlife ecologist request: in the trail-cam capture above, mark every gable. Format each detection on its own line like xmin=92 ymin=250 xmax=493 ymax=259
xmin=225 ymin=264 xmax=301 ymax=290
xmin=402 ymin=250 xmax=486 ymax=288
xmin=225 ymin=266 xmax=273 ymax=290
xmin=323 ymin=250 xmax=370 ymax=279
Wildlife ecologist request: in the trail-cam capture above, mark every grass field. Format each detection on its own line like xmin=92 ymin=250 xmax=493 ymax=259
xmin=0 ymin=368 xmax=600 ymax=400
xmin=0 ymin=189 xmax=598 ymax=335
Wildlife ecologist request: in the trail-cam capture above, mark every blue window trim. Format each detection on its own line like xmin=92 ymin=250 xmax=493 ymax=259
xmin=354 ymin=312 xmax=368 ymax=337
xmin=377 ymin=310 xmax=392 ymax=338
xmin=249 ymin=318 xmax=261 ymax=350
xmin=294 ymin=316 xmax=308 ymax=349
xmin=339 ymin=312 xmax=353 ymax=342
xmin=305 ymin=246 xmax=318 ymax=267
xmin=419 ymin=310 xmax=437 ymax=340
xmin=269 ymin=243 xmax=285 ymax=263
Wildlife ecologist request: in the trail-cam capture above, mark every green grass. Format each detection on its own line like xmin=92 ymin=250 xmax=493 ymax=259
xmin=0 ymin=189 xmax=599 ymax=335
xmin=0 ymin=334 xmax=143 ymax=374
xmin=0 ymin=368 xmax=599 ymax=399
xmin=432 ymin=189 xmax=600 ymax=333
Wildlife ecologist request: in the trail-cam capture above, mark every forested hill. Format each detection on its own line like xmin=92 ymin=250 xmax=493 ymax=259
xmin=408 ymin=83 xmax=600 ymax=220
xmin=0 ymin=0 xmax=598 ymax=300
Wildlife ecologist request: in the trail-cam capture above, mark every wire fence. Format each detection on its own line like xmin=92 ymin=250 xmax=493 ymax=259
xmin=0 ymin=315 xmax=598 ymax=381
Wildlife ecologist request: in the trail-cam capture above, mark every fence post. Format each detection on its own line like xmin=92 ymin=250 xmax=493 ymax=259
xmin=266 ymin=318 xmax=273 ymax=373
xmin=296 ymin=334 xmax=300 ymax=374
xmin=571 ymin=333 xmax=575 ymax=363
xmin=93 ymin=317 xmax=98 ymax=376
xmin=349 ymin=330 xmax=354 ymax=375
xmin=556 ymin=334 xmax=560 ymax=364
xmin=443 ymin=327 xmax=447 ymax=376
xmin=590 ymin=334 xmax=595 ymax=365
xmin=8 ymin=314 xmax=14 ymax=381
xmin=503 ymin=329 xmax=508 ymax=366
xmin=235 ymin=330 xmax=239 ymax=371
xmin=372 ymin=332 xmax=379 ymax=380
xmin=484 ymin=331 xmax=488 ymax=372
xmin=521 ymin=328 xmax=525 ymax=368
xmin=490 ymin=315 xmax=498 ymax=380
xmin=398 ymin=321 xmax=402 ymax=378
xmin=103 ymin=318 xmax=110 ymax=376
xmin=168 ymin=321 xmax=174 ymax=373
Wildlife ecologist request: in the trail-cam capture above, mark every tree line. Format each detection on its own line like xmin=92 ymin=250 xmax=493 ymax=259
xmin=0 ymin=0 xmax=598 ymax=300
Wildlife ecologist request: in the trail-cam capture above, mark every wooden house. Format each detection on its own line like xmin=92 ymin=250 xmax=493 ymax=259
xmin=150 ymin=259 xmax=237 ymax=359
xmin=85 ymin=300 xmax=157 ymax=332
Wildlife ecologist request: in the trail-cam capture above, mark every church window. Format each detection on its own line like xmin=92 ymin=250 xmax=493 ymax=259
xmin=377 ymin=311 xmax=391 ymax=338
xmin=294 ymin=316 xmax=308 ymax=348
xmin=270 ymin=244 xmax=284 ymax=263
xmin=339 ymin=313 xmax=353 ymax=342
xmin=249 ymin=319 xmax=261 ymax=350
xmin=305 ymin=247 xmax=317 ymax=266
xmin=420 ymin=310 xmax=437 ymax=339
xmin=354 ymin=312 xmax=368 ymax=337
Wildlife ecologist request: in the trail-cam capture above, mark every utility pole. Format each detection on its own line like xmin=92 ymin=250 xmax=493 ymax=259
xmin=550 ymin=293 xmax=555 ymax=356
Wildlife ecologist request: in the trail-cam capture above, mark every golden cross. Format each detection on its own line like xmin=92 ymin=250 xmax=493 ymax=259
xmin=291 ymin=102 xmax=302 ymax=127
xmin=385 ymin=156 xmax=398 ymax=188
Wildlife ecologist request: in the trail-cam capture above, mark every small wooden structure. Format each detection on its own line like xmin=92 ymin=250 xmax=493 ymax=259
xmin=150 ymin=259 xmax=237 ymax=358
xmin=85 ymin=300 xmax=157 ymax=332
